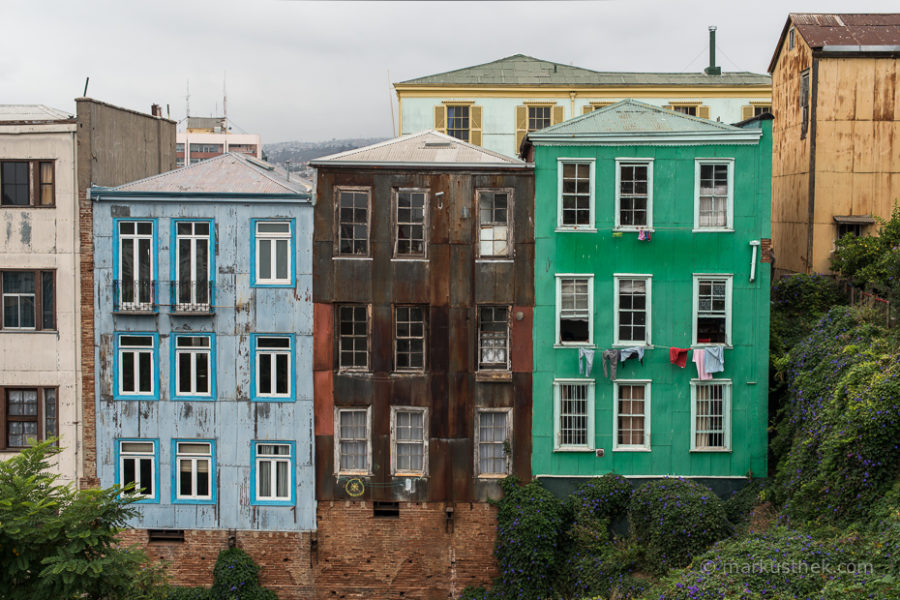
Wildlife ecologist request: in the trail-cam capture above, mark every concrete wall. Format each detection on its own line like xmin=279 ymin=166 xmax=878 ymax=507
xmin=92 ymin=195 xmax=316 ymax=531
xmin=400 ymin=91 xmax=772 ymax=157
xmin=0 ymin=121 xmax=80 ymax=485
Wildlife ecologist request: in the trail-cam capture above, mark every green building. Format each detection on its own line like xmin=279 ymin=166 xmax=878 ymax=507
xmin=523 ymin=100 xmax=771 ymax=494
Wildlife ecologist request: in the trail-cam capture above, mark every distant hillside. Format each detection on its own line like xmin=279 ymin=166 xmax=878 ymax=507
xmin=264 ymin=138 xmax=388 ymax=166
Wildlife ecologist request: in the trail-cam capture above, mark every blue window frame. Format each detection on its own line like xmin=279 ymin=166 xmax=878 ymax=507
xmin=115 ymin=438 xmax=159 ymax=503
xmin=250 ymin=334 xmax=295 ymax=402
xmin=112 ymin=218 xmax=159 ymax=312
xmin=171 ymin=333 xmax=216 ymax=401
xmin=250 ymin=218 xmax=295 ymax=288
xmin=113 ymin=332 xmax=160 ymax=400
xmin=250 ymin=441 xmax=296 ymax=506
xmin=171 ymin=439 xmax=217 ymax=505
xmin=170 ymin=219 xmax=216 ymax=312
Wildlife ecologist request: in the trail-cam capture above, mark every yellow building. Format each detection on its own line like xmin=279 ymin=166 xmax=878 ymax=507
xmin=769 ymin=13 xmax=900 ymax=275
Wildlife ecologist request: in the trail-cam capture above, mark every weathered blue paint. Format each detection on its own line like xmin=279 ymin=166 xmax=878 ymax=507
xmin=249 ymin=440 xmax=297 ymax=506
xmin=93 ymin=185 xmax=315 ymax=532
xmin=169 ymin=332 xmax=217 ymax=401
xmin=112 ymin=332 xmax=160 ymax=401
xmin=113 ymin=438 xmax=161 ymax=504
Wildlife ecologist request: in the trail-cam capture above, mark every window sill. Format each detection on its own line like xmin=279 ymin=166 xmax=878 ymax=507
xmin=114 ymin=396 xmax=159 ymax=401
xmin=391 ymin=371 xmax=426 ymax=377
xmin=555 ymin=227 xmax=597 ymax=233
xmin=554 ymin=343 xmax=595 ymax=349
xmin=250 ymin=283 xmax=294 ymax=289
xmin=171 ymin=499 xmax=216 ymax=505
xmin=0 ymin=329 xmax=59 ymax=334
xmin=475 ymin=258 xmax=514 ymax=263
xmin=337 ymin=369 xmax=372 ymax=376
xmin=553 ymin=447 xmax=595 ymax=453
xmin=250 ymin=397 xmax=296 ymax=403
xmin=475 ymin=370 xmax=512 ymax=382
xmin=114 ymin=310 xmax=158 ymax=316
xmin=692 ymin=228 xmax=734 ymax=233
xmin=390 ymin=258 xmax=428 ymax=262
xmin=691 ymin=344 xmax=732 ymax=350
xmin=612 ymin=343 xmax=651 ymax=348
xmin=0 ymin=205 xmax=56 ymax=209
xmin=613 ymin=227 xmax=654 ymax=233
xmin=333 ymin=256 xmax=373 ymax=261
xmin=336 ymin=471 xmax=372 ymax=477
xmin=690 ymin=448 xmax=732 ymax=453
xmin=392 ymin=473 xmax=428 ymax=478
xmin=251 ymin=500 xmax=296 ymax=507
xmin=172 ymin=396 xmax=216 ymax=402
xmin=477 ymin=473 xmax=511 ymax=480
xmin=613 ymin=447 xmax=652 ymax=452
xmin=170 ymin=310 xmax=215 ymax=317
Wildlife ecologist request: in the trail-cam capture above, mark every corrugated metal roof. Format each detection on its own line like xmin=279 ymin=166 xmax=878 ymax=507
xmin=793 ymin=13 xmax=900 ymax=47
xmin=0 ymin=104 xmax=74 ymax=123
xmin=310 ymin=131 xmax=527 ymax=167
xmin=397 ymin=54 xmax=771 ymax=87
xmin=112 ymin=153 xmax=308 ymax=195
xmin=531 ymin=99 xmax=742 ymax=136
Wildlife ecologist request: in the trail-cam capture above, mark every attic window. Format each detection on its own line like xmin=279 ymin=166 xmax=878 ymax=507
xmin=788 ymin=28 xmax=795 ymax=50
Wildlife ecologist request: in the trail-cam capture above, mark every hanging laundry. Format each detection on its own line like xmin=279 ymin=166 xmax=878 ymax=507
xmin=669 ymin=347 xmax=689 ymax=368
xmin=704 ymin=345 xmax=725 ymax=374
xmin=637 ymin=229 xmax=651 ymax=242
xmin=619 ymin=347 xmax=644 ymax=365
xmin=578 ymin=348 xmax=596 ymax=377
xmin=692 ymin=349 xmax=712 ymax=380
xmin=601 ymin=349 xmax=620 ymax=380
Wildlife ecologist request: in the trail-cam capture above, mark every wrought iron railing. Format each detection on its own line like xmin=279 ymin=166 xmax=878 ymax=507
xmin=169 ymin=280 xmax=215 ymax=313
xmin=113 ymin=280 xmax=156 ymax=313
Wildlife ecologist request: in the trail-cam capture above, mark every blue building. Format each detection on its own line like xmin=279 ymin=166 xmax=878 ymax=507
xmin=90 ymin=153 xmax=315 ymax=538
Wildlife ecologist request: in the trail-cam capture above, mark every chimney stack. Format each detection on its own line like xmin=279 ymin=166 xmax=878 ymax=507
xmin=704 ymin=26 xmax=721 ymax=76
xmin=151 ymin=103 xmax=162 ymax=117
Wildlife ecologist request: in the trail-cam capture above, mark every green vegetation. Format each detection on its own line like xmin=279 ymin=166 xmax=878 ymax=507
xmin=0 ymin=440 xmax=169 ymax=600
xmin=831 ymin=205 xmax=900 ymax=295
xmin=166 ymin=548 xmax=277 ymax=600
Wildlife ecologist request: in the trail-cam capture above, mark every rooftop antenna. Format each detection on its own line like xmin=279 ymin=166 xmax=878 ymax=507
xmin=223 ymin=72 xmax=228 ymax=131
xmin=83 ymin=77 xmax=90 ymax=97
xmin=387 ymin=68 xmax=396 ymax=136
xmin=185 ymin=81 xmax=191 ymax=118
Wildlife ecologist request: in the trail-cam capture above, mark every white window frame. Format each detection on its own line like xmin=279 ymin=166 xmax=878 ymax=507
xmin=555 ymin=274 xmax=594 ymax=347
xmin=175 ymin=441 xmax=213 ymax=500
xmin=690 ymin=380 xmax=732 ymax=452
xmin=693 ymin=158 xmax=734 ymax=232
xmin=334 ymin=406 xmax=372 ymax=476
xmin=118 ymin=335 xmax=155 ymax=397
xmin=613 ymin=274 xmax=652 ymax=346
xmin=174 ymin=221 xmax=211 ymax=311
xmin=174 ymin=335 xmax=212 ymax=398
xmin=556 ymin=158 xmax=596 ymax=231
xmin=254 ymin=442 xmax=293 ymax=502
xmin=553 ymin=379 xmax=595 ymax=451
xmin=254 ymin=221 xmax=292 ymax=285
xmin=692 ymin=274 xmax=733 ymax=347
xmin=393 ymin=188 xmax=429 ymax=259
xmin=477 ymin=305 xmax=511 ymax=371
xmin=390 ymin=406 xmax=429 ymax=477
xmin=117 ymin=221 xmax=154 ymax=311
xmin=118 ymin=440 xmax=156 ymax=499
xmin=337 ymin=304 xmax=370 ymax=372
xmin=254 ymin=336 xmax=292 ymax=399
xmin=614 ymin=158 xmax=653 ymax=231
xmin=612 ymin=380 xmax=651 ymax=452
xmin=476 ymin=188 xmax=514 ymax=258
xmin=475 ymin=408 xmax=513 ymax=477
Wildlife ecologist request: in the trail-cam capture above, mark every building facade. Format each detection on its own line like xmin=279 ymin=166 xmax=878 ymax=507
xmin=396 ymin=47 xmax=772 ymax=158
xmin=523 ymin=100 xmax=771 ymax=495
xmin=176 ymin=117 xmax=262 ymax=167
xmin=310 ymin=131 xmax=534 ymax=599
xmin=90 ymin=153 xmax=315 ymax=598
xmin=769 ymin=13 xmax=900 ymax=274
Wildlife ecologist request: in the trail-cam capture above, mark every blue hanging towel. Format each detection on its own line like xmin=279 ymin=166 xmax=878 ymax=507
xmin=619 ymin=347 xmax=644 ymax=365
xmin=704 ymin=345 xmax=725 ymax=374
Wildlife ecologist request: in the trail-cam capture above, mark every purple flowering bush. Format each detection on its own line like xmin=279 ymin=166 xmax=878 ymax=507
xmin=772 ymin=306 xmax=900 ymax=525
xmin=629 ymin=478 xmax=729 ymax=575
xmin=168 ymin=548 xmax=275 ymax=600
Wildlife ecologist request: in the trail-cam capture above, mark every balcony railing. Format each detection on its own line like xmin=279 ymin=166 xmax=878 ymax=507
xmin=113 ymin=280 xmax=157 ymax=313
xmin=169 ymin=280 xmax=215 ymax=314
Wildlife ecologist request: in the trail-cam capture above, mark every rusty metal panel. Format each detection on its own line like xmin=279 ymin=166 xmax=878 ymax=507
xmin=793 ymin=13 xmax=900 ymax=48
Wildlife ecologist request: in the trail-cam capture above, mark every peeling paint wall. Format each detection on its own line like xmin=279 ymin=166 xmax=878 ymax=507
xmin=93 ymin=195 xmax=315 ymax=531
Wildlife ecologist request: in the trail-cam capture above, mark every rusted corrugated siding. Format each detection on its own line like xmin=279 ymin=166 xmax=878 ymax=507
xmin=313 ymin=166 xmax=534 ymax=503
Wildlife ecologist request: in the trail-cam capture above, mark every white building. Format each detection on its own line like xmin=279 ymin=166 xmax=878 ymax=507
xmin=176 ymin=116 xmax=262 ymax=167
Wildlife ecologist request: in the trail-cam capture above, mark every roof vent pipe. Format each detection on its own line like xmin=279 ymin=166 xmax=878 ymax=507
xmin=704 ymin=26 xmax=721 ymax=76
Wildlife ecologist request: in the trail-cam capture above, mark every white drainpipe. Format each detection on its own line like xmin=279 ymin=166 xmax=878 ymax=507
xmin=749 ymin=240 xmax=760 ymax=282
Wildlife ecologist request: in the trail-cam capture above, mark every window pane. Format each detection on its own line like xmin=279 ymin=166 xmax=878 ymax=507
xmin=41 ymin=272 xmax=54 ymax=329
xmin=43 ymin=389 xmax=57 ymax=438
xmin=179 ymin=460 xmax=192 ymax=495
xmin=258 ymin=239 xmax=272 ymax=279
xmin=275 ymin=354 xmax=289 ymax=395
xmin=259 ymin=460 xmax=272 ymax=496
xmin=1 ymin=162 xmax=30 ymax=205
xmin=196 ymin=353 xmax=209 ymax=394
xmin=3 ymin=271 xmax=34 ymax=293
xmin=122 ymin=441 xmax=153 ymax=453
xmin=259 ymin=354 xmax=272 ymax=394
xmin=276 ymin=461 xmax=289 ymax=497
xmin=123 ymin=458 xmax=136 ymax=490
xmin=178 ymin=353 xmax=192 ymax=393
xmin=122 ymin=352 xmax=135 ymax=392
xmin=275 ymin=239 xmax=289 ymax=280
xmin=139 ymin=458 xmax=153 ymax=495
xmin=139 ymin=352 xmax=152 ymax=392
xmin=179 ymin=442 xmax=210 ymax=454
xmin=257 ymin=222 xmax=290 ymax=234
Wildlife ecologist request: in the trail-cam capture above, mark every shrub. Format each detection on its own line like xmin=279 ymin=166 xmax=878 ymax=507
xmin=167 ymin=588 xmax=212 ymax=600
xmin=628 ymin=478 xmax=728 ymax=574
xmin=492 ymin=478 xmax=565 ymax=600
xmin=770 ymin=273 xmax=846 ymax=354
xmin=722 ymin=479 xmax=764 ymax=527
xmin=566 ymin=474 xmax=633 ymax=525
xmin=209 ymin=548 xmax=277 ymax=600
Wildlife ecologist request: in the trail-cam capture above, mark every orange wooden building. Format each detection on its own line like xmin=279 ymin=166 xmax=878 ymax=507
xmin=769 ymin=13 xmax=900 ymax=274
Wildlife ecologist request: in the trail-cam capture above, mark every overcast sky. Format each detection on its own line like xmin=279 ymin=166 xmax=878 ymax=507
xmin=3 ymin=1 xmax=897 ymax=144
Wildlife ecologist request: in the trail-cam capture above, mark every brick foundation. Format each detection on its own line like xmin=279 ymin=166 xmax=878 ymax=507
xmin=118 ymin=502 xmax=499 ymax=600
xmin=314 ymin=501 xmax=498 ymax=600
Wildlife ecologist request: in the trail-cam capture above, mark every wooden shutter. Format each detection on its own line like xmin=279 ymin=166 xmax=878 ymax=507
xmin=434 ymin=105 xmax=446 ymax=134
xmin=697 ymin=105 xmax=711 ymax=120
xmin=470 ymin=105 xmax=483 ymax=146
xmin=552 ymin=105 xmax=564 ymax=125
xmin=515 ymin=105 xmax=528 ymax=153
xmin=741 ymin=105 xmax=754 ymax=120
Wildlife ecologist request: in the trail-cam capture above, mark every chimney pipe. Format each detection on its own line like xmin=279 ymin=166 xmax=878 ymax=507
xmin=151 ymin=103 xmax=161 ymax=117
xmin=704 ymin=26 xmax=721 ymax=76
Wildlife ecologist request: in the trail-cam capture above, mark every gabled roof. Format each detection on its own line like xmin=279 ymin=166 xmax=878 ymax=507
xmin=524 ymin=99 xmax=762 ymax=147
xmin=396 ymin=54 xmax=771 ymax=87
xmin=0 ymin=105 xmax=74 ymax=123
xmin=769 ymin=13 xmax=900 ymax=72
xmin=106 ymin=153 xmax=309 ymax=196
xmin=310 ymin=131 xmax=529 ymax=168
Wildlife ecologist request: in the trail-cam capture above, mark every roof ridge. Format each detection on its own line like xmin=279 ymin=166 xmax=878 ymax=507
xmin=112 ymin=152 xmax=234 ymax=190
xmin=313 ymin=130 xmax=525 ymax=165
xmin=230 ymin=153 xmax=303 ymax=193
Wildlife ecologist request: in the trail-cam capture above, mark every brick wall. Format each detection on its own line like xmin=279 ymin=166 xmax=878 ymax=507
xmin=314 ymin=501 xmax=498 ymax=600
xmin=118 ymin=502 xmax=498 ymax=599
xmin=118 ymin=529 xmax=314 ymax=600
xmin=78 ymin=187 xmax=98 ymax=489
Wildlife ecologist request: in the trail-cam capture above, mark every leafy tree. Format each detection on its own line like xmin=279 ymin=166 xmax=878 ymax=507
xmin=0 ymin=440 xmax=168 ymax=600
